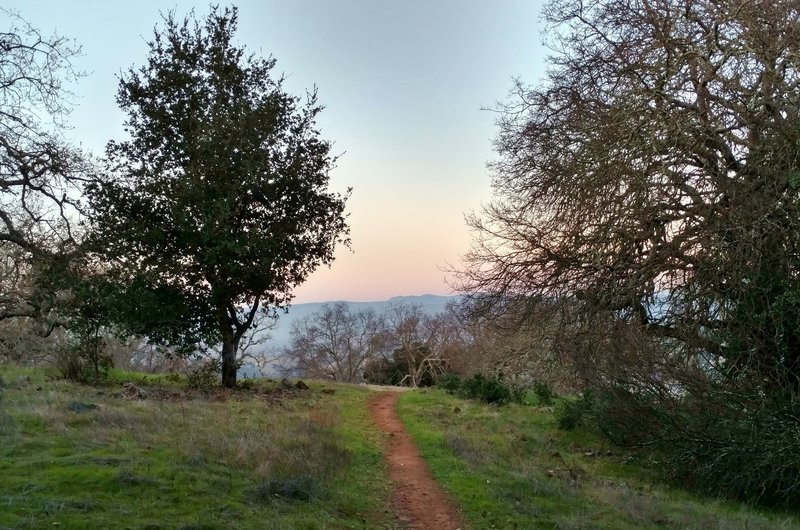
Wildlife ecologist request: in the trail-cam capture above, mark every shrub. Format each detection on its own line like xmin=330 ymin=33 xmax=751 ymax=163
xmin=534 ymin=382 xmax=556 ymax=406
xmin=54 ymin=338 xmax=113 ymax=383
xmin=436 ymin=373 xmax=463 ymax=394
xmin=556 ymin=391 xmax=598 ymax=431
xmin=363 ymin=355 xmax=406 ymax=386
xmin=186 ymin=359 xmax=221 ymax=390
xmin=459 ymin=373 xmax=525 ymax=405
xmin=437 ymin=372 xmax=525 ymax=405
xmin=249 ymin=475 xmax=319 ymax=502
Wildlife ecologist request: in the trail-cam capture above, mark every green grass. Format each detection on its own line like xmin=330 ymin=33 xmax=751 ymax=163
xmin=6 ymin=363 xmax=797 ymax=530
xmin=397 ymin=388 xmax=800 ymax=530
xmin=0 ymin=366 xmax=394 ymax=530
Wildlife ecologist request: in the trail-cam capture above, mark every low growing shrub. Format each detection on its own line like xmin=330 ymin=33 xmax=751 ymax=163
xmin=249 ymin=475 xmax=319 ymax=502
xmin=186 ymin=359 xmax=221 ymax=390
xmin=436 ymin=373 xmax=463 ymax=394
xmin=534 ymin=382 xmax=556 ymax=406
xmin=440 ymin=373 xmax=525 ymax=405
xmin=54 ymin=339 xmax=113 ymax=383
xmin=556 ymin=390 xmax=598 ymax=431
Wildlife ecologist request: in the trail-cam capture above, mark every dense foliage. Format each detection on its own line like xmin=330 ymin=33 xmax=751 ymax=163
xmin=87 ymin=7 xmax=349 ymax=387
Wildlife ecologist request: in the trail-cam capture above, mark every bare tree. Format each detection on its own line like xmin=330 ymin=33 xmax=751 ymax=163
xmin=379 ymin=302 xmax=456 ymax=387
xmin=448 ymin=299 xmax=580 ymax=392
xmin=458 ymin=0 xmax=800 ymax=505
xmin=235 ymin=310 xmax=278 ymax=374
xmin=459 ymin=0 xmax=800 ymax=391
xmin=286 ymin=302 xmax=385 ymax=382
xmin=0 ymin=9 xmax=92 ymax=322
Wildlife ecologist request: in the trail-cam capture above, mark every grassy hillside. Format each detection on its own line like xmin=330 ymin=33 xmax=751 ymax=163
xmin=0 ymin=366 xmax=394 ymax=530
xmin=397 ymin=389 xmax=800 ymax=530
xmin=3 ymin=364 xmax=798 ymax=530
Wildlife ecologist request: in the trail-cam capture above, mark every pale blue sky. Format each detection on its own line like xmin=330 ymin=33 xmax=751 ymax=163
xmin=6 ymin=1 xmax=547 ymax=302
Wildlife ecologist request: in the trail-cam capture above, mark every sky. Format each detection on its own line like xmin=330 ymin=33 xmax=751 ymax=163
xmin=6 ymin=1 xmax=548 ymax=303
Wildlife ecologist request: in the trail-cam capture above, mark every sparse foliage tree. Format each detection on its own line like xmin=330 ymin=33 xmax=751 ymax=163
xmin=382 ymin=303 xmax=457 ymax=386
xmin=0 ymin=9 xmax=92 ymax=323
xmin=286 ymin=302 xmax=384 ymax=382
xmin=460 ymin=0 xmax=800 ymax=505
xmin=87 ymin=7 xmax=349 ymax=387
xmin=448 ymin=298 xmax=579 ymax=392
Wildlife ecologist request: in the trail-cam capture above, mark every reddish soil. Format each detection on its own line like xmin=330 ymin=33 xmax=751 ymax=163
xmin=368 ymin=391 xmax=464 ymax=530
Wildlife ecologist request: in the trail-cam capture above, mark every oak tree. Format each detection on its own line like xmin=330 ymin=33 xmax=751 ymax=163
xmin=459 ymin=0 xmax=800 ymax=504
xmin=461 ymin=0 xmax=800 ymax=392
xmin=88 ymin=7 xmax=349 ymax=387
xmin=0 ymin=9 xmax=91 ymax=323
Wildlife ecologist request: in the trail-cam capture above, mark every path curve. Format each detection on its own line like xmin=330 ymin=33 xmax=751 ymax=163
xmin=368 ymin=391 xmax=464 ymax=530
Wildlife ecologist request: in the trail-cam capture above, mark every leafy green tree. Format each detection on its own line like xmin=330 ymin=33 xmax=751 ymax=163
xmin=88 ymin=7 xmax=349 ymax=387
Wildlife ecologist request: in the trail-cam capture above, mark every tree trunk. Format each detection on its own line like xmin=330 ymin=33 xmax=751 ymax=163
xmin=220 ymin=332 xmax=237 ymax=388
xmin=219 ymin=308 xmax=238 ymax=388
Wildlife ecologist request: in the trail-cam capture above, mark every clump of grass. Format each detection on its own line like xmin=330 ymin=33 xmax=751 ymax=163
xmin=249 ymin=475 xmax=319 ymax=502
xmin=534 ymin=381 xmax=557 ymax=406
xmin=444 ymin=429 xmax=492 ymax=469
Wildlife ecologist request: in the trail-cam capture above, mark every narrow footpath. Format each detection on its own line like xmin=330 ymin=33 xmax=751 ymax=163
xmin=368 ymin=391 xmax=464 ymax=530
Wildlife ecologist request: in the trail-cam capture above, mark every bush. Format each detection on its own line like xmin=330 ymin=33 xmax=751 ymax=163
xmin=556 ymin=391 xmax=598 ymax=431
xmin=534 ymin=382 xmax=556 ymax=406
xmin=581 ymin=385 xmax=800 ymax=508
xmin=436 ymin=372 xmax=525 ymax=405
xmin=677 ymin=399 xmax=800 ymax=507
xmin=249 ymin=475 xmax=319 ymax=502
xmin=436 ymin=373 xmax=463 ymax=394
xmin=186 ymin=359 xmax=221 ymax=390
xmin=363 ymin=355 xmax=406 ymax=386
xmin=54 ymin=338 xmax=113 ymax=383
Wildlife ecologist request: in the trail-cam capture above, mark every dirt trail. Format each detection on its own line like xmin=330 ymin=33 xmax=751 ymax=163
xmin=368 ymin=391 xmax=464 ymax=530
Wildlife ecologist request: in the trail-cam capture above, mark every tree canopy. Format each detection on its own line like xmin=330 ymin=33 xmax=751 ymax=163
xmin=0 ymin=9 xmax=91 ymax=323
xmin=88 ymin=6 xmax=349 ymax=387
xmin=462 ymin=0 xmax=800 ymax=390
xmin=459 ymin=0 xmax=800 ymax=505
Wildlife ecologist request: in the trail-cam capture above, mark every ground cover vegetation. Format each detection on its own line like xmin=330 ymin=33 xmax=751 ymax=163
xmin=399 ymin=388 xmax=800 ymax=529
xmin=0 ymin=365 xmax=394 ymax=529
xmin=4 ymin=363 xmax=796 ymax=530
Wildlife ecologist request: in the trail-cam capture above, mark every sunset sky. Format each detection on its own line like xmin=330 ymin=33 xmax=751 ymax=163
xmin=6 ymin=1 xmax=547 ymax=303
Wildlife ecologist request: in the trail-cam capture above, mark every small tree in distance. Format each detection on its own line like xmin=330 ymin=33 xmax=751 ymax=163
xmin=285 ymin=303 xmax=385 ymax=383
xmin=87 ymin=6 xmax=349 ymax=387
